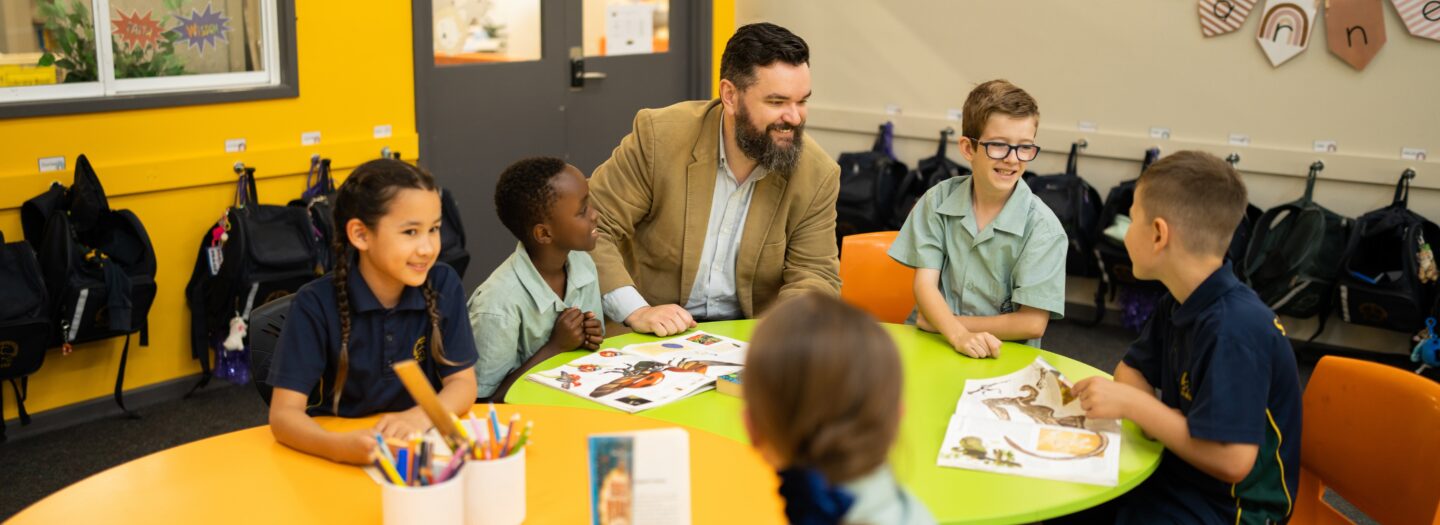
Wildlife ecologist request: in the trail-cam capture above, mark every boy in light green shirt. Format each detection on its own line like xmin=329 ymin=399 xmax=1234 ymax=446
xmin=889 ymin=80 xmax=1066 ymax=356
xmin=468 ymin=157 xmax=605 ymax=400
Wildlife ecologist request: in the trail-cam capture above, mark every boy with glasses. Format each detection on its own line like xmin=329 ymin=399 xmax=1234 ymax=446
xmin=888 ymin=80 xmax=1066 ymax=357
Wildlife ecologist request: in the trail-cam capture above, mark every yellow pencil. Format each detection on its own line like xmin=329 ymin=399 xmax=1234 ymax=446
xmin=372 ymin=451 xmax=404 ymax=485
xmin=392 ymin=360 xmax=465 ymax=450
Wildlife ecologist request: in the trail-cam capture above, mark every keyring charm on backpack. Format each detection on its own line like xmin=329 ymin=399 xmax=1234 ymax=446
xmin=223 ymin=310 xmax=247 ymax=354
xmin=1412 ymin=318 xmax=1439 ymax=374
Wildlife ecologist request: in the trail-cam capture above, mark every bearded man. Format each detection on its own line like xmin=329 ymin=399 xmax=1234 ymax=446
xmin=588 ymin=22 xmax=841 ymax=336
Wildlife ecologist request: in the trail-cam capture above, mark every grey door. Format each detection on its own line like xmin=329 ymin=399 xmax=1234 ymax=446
xmin=414 ymin=0 xmax=709 ymax=289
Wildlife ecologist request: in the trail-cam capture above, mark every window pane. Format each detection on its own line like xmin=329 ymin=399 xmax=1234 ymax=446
xmin=583 ymin=0 xmax=669 ymax=57
xmin=2 ymin=0 xmax=98 ymax=87
xmin=108 ymin=0 xmax=263 ymax=79
xmin=433 ymin=0 xmax=541 ymax=66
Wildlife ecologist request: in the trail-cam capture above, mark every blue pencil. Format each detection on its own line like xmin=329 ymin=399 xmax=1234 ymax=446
xmin=488 ymin=403 xmax=502 ymax=457
xmin=396 ymin=449 xmax=409 ymax=484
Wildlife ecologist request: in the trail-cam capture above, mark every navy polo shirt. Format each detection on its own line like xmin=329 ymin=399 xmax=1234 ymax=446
xmin=1119 ymin=262 xmax=1301 ymax=525
xmin=268 ymin=262 xmax=478 ymax=418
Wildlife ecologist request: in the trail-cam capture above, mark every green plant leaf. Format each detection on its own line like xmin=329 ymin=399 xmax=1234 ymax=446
xmin=38 ymin=53 xmax=55 ymax=66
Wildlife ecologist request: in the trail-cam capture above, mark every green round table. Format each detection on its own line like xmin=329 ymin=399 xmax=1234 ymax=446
xmin=507 ymin=320 xmax=1164 ymax=524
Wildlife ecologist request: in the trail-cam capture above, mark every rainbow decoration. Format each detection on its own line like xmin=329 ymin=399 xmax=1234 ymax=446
xmin=1256 ymin=0 xmax=1318 ymax=66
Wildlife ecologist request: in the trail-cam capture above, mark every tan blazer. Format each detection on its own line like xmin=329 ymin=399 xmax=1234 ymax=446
xmin=589 ymin=99 xmax=841 ymax=319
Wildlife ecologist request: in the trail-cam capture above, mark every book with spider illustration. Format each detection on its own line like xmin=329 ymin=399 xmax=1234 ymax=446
xmin=935 ymin=356 xmax=1122 ymax=486
xmin=526 ymin=331 xmax=747 ymax=413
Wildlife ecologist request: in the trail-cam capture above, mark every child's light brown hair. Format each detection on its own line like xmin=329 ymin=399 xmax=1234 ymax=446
xmin=742 ymin=293 xmax=903 ymax=483
xmin=961 ymin=79 xmax=1040 ymax=140
xmin=1136 ymin=150 xmax=1249 ymax=257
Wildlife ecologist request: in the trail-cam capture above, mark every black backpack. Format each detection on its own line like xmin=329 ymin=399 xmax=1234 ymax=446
xmin=1088 ymin=149 xmax=1168 ymax=327
xmin=0 ymin=230 xmax=50 ymax=441
xmin=1244 ymin=162 xmax=1352 ymax=328
xmin=438 ymin=187 xmax=470 ymax=279
xmin=1335 ymin=170 xmax=1439 ymax=333
xmin=836 ymin=123 xmax=908 ymax=247
xmin=186 ymin=166 xmax=323 ymax=392
xmin=288 ymin=156 xmax=337 ymax=273
xmin=1026 ymin=142 xmax=1104 ymax=278
xmin=891 ymin=128 xmax=971 ymax=229
xmin=19 ymin=155 xmax=158 ymax=417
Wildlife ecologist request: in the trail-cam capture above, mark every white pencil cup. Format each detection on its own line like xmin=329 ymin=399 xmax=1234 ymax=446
xmin=462 ymin=447 xmax=527 ymax=525
xmin=379 ymin=462 xmax=464 ymax=525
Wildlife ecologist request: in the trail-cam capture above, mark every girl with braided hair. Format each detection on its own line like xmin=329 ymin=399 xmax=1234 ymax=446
xmin=268 ymin=158 xmax=479 ymax=465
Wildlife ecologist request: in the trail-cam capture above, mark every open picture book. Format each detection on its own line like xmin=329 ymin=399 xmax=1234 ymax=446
xmin=526 ymin=331 xmax=747 ymax=413
xmin=936 ymin=356 xmax=1122 ymax=486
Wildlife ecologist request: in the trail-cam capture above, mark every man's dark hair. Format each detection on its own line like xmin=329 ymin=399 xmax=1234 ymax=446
xmin=494 ymin=156 xmax=568 ymax=243
xmin=720 ymin=23 xmax=809 ymax=90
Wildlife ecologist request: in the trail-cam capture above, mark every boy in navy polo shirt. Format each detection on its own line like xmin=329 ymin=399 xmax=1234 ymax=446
xmin=1071 ymin=151 xmax=1301 ymax=524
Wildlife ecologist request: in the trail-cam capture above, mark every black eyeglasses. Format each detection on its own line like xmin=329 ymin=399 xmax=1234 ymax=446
xmin=970 ymin=139 xmax=1041 ymax=162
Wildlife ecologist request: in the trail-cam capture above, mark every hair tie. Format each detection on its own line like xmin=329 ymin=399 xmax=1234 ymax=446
xmin=778 ymin=467 xmax=855 ymax=525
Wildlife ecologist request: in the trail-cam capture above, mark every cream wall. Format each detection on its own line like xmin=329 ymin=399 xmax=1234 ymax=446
xmin=736 ymin=0 xmax=1440 ymax=354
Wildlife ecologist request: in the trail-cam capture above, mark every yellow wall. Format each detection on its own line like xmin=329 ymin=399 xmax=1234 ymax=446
xmin=712 ymin=0 xmax=734 ymax=97
xmin=0 ymin=2 xmax=419 ymax=420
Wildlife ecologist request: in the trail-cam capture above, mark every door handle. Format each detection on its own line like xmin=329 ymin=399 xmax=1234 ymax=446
xmin=569 ymin=46 xmax=605 ymax=88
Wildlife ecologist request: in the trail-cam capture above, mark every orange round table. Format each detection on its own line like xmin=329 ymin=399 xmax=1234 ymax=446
xmin=9 ymin=404 xmax=785 ymax=524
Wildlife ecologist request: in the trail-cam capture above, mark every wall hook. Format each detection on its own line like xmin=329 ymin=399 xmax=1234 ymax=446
xmin=233 ymin=162 xmax=246 ymax=174
xmin=381 ymin=146 xmax=392 ymax=159
xmin=1225 ymin=153 xmax=1241 ymax=166
xmin=1402 ymin=168 xmax=1416 ymax=180
xmin=1074 ymin=138 xmax=1088 ymax=149
xmin=1310 ymin=160 xmax=1325 ymax=172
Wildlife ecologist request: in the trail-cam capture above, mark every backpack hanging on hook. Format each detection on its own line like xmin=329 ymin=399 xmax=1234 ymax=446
xmin=185 ymin=165 xmax=323 ymax=394
xmin=1026 ymin=141 xmax=1103 ymax=278
xmin=891 ymin=128 xmax=972 ymax=230
xmin=19 ymin=154 xmax=157 ymax=419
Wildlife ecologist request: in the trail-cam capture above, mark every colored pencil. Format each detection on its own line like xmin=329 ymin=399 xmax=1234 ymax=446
xmin=391 ymin=360 xmax=466 ymax=450
xmin=488 ymin=403 xmax=502 ymax=457
xmin=507 ymin=421 xmax=533 ymax=456
xmin=499 ymin=413 xmax=519 ymax=457
xmin=372 ymin=451 xmax=405 ymax=485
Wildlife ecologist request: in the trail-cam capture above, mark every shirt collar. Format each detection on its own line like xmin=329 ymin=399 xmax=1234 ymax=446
xmin=345 ymin=257 xmax=428 ymax=313
xmin=935 ymin=176 xmax=1033 ymax=235
xmin=1172 ymin=262 xmax=1241 ymax=326
xmin=718 ymin=115 xmax=769 ymax=184
xmin=511 ymin=242 xmax=597 ymax=311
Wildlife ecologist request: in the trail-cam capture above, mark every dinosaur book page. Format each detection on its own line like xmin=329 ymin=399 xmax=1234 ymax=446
xmin=936 ymin=357 xmax=1122 ymax=486
xmin=526 ymin=331 xmax=746 ymax=413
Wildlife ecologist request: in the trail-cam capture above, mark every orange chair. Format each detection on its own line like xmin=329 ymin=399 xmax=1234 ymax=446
xmin=839 ymin=231 xmax=915 ymax=324
xmin=1290 ymin=356 xmax=1440 ymax=524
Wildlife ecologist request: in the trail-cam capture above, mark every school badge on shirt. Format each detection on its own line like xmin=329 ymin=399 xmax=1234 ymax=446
xmin=412 ymin=336 xmax=427 ymax=362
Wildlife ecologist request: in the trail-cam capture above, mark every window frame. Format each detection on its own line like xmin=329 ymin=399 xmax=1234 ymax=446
xmin=0 ymin=0 xmax=298 ymax=119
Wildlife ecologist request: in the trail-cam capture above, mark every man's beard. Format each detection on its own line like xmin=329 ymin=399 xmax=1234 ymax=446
xmin=734 ymin=102 xmax=804 ymax=174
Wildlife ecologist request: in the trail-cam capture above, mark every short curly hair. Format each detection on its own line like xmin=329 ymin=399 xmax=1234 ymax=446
xmin=494 ymin=157 xmax=568 ymax=243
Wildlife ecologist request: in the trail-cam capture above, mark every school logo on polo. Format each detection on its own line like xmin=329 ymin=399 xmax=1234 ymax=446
xmin=0 ymin=341 xmax=18 ymax=369
xmin=413 ymin=336 xmax=427 ymax=362
xmin=1179 ymin=372 xmax=1194 ymax=401
xmin=1273 ymin=316 xmax=1287 ymax=336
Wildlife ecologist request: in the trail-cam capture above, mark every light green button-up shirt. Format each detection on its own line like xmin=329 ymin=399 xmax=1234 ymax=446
xmin=467 ymin=242 xmax=604 ymax=398
xmin=840 ymin=466 xmax=937 ymax=525
xmin=888 ymin=176 xmax=1067 ymax=348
